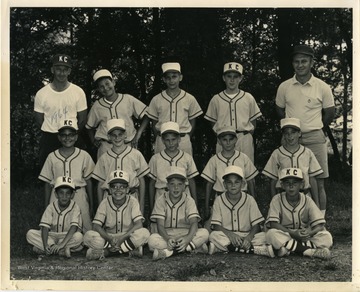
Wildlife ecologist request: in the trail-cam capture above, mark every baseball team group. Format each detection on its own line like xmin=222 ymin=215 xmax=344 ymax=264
xmin=25 ymin=44 xmax=335 ymax=262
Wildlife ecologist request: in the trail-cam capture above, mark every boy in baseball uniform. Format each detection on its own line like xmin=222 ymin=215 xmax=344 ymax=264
xmin=86 ymin=69 xmax=149 ymax=159
xmin=147 ymin=62 xmax=203 ymax=155
xmin=92 ymin=118 xmax=149 ymax=214
xmin=208 ymin=166 xmax=274 ymax=258
xmin=265 ymin=168 xmax=332 ymax=259
xmin=262 ymin=118 xmax=323 ymax=207
xmin=201 ymin=126 xmax=258 ymax=221
xmin=204 ymin=62 xmax=262 ymax=162
xmin=84 ymin=170 xmax=150 ymax=260
xmin=148 ymin=167 xmax=209 ymax=260
xmin=148 ymin=121 xmax=199 ymax=211
xmin=26 ymin=176 xmax=83 ymax=258
xmin=39 ymin=118 xmax=94 ymax=232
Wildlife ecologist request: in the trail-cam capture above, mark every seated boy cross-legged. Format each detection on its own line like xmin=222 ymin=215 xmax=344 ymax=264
xmin=208 ymin=166 xmax=274 ymax=258
xmin=148 ymin=166 xmax=209 ymax=260
xmin=265 ymin=168 xmax=333 ymax=259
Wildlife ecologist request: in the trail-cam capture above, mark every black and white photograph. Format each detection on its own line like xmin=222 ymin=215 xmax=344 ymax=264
xmin=1 ymin=0 xmax=358 ymax=291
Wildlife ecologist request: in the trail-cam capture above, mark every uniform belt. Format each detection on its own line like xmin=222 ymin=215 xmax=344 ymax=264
xmin=236 ymin=130 xmax=250 ymax=135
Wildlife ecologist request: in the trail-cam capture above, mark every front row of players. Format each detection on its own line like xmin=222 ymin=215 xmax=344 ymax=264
xmin=26 ymin=166 xmax=332 ymax=261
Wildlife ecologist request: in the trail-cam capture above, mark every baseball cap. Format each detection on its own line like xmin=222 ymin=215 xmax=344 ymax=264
xmin=54 ymin=176 xmax=76 ymax=190
xmin=107 ymin=170 xmax=130 ymax=185
xmin=161 ymin=121 xmax=180 ymax=136
xmin=93 ymin=69 xmax=113 ymax=83
xmin=58 ymin=119 xmax=78 ymax=132
xmin=279 ymin=168 xmax=304 ymax=180
xmin=166 ymin=166 xmax=187 ymax=181
xmin=107 ymin=119 xmax=126 ymax=134
xmin=52 ymin=54 xmax=72 ymax=68
xmin=162 ymin=62 xmax=181 ymax=74
xmin=292 ymin=45 xmax=315 ymax=58
xmin=217 ymin=126 xmax=237 ymax=137
xmin=222 ymin=165 xmax=244 ymax=180
xmin=223 ymin=62 xmax=243 ymax=75
xmin=280 ymin=118 xmax=301 ymax=131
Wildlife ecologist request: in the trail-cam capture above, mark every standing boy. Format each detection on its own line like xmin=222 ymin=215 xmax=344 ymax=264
xmin=208 ymin=166 xmax=274 ymax=258
xmin=84 ymin=170 xmax=150 ymax=260
xmin=204 ymin=62 xmax=262 ymax=162
xmin=201 ymin=126 xmax=258 ymax=220
xmin=265 ymin=168 xmax=332 ymax=259
xmin=34 ymin=54 xmax=87 ymax=167
xmin=92 ymin=119 xmax=149 ymax=214
xmin=262 ymin=118 xmax=323 ymax=207
xmin=86 ymin=69 xmax=149 ymax=159
xmin=39 ymin=119 xmax=94 ymax=232
xmin=275 ymin=44 xmax=335 ymax=215
xmin=26 ymin=176 xmax=83 ymax=258
xmin=147 ymin=62 xmax=203 ymax=155
xmin=148 ymin=121 xmax=199 ymax=211
xmin=148 ymin=167 xmax=209 ymax=260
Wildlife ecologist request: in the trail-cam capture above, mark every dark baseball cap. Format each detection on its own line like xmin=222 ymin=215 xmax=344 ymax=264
xmin=52 ymin=54 xmax=72 ymax=68
xmin=292 ymin=45 xmax=314 ymax=58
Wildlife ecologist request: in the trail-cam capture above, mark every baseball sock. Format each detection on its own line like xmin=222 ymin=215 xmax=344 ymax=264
xmin=185 ymin=242 xmax=196 ymax=252
xmin=228 ymin=244 xmax=254 ymax=254
xmin=284 ymin=239 xmax=311 ymax=254
xmin=119 ymin=239 xmax=135 ymax=254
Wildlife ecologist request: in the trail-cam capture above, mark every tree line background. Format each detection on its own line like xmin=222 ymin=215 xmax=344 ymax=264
xmin=10 ymin=7 xmax=353 ymax=185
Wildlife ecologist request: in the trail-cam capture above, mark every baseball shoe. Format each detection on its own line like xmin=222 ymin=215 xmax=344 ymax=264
xmin=193 ymin=243 xmax=208 ymax=254
xmin=86 ymin=248 xmax=105 ymax=260
xmin=208 ymin=242 xmax=222 ymax=255
xmin=277 ymin=246 xmax=290 ymax=257
xmin=152 ymin=249 xmax=168 ymax=261
xmin=129 ymin=246 xmax=143 ymax=258
xmin=32 ymin=246 xmax=45 ymax=255
xmin=59 ymin=247 xmax=71 ymax=258
xmin=253 ymin=245 xmax=275 ymax=258
xmin=304 ymin=248 xmax=331 ymax=260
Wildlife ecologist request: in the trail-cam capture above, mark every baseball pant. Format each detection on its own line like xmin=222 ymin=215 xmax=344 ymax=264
xmin=83 ymin=228 xmax=150 ymax=250
xmin=26 ymin=230 xmax=83 ymax=251
xmin=154 ymin=134 xmax=193 ymax=155
xmin=265 ymin=228 xmax=333 ymax=249
xmin=148 ymin=228 xmax=209 ymax=251
xmin=209 ymin=231 xmax=267 ymax=251
xmin=216 ymin=132 xmax=254 ymax=162
xmin=50 ymin=186 xmax=92 ymax=233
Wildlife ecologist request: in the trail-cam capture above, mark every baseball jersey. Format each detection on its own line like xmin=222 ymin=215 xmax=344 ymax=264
xmin=34 ymin=83 xmax=87 ymax=133
xmin=39 ymin=200 xmax=82 ymax=232
xmin=147 ymin=90 xmax=203 ymax=133
xmin=151 ymin=192 xmax=200 ymax=228
xmin=39 ymin=148 xmax=95 ymax=187
xmin=211 ymin=192 xmax=264 ymax=232
xmin=201 ymin=150 xmax=258 ymax=192
xmin=93 ymin=195 xmax=144 ymax=234
xmin=92 ymin=147 xmax=149 ymax=189
xmin=276 ymin=75 xmax=334 ymax=133
xmin=204 ymin=90 xmax=262 ymax=133
xmin=85 ymin=93 xmax=148 ymax=142
xmin=265 ymin=192 xmax=326 ymax=229
xmin=262 ymin=145 xmax=323 ymax=189
xmin=148 ymin=150 xmax=199 ymax=189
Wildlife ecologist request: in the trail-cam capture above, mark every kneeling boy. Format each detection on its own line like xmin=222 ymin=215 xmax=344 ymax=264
xmin=84 ymin=170 xmax=150 ymax=260
xmin=148 ymin=167 xmax=209 ymax=260
xmin=208 ymin=166 xmax=274 ymax=257
xmin=265 ymin=168 xmax=332 ymax=259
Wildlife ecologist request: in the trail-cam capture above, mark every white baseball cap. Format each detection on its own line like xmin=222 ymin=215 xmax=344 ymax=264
xmin=107 ymin=170 xmax=130 ymax=185
xmin=161 ymin=121 xmax=180 ymax=135
xmin=106 ymin=119 xmax=126 ymax=134
xmin=54 ymin=176 xmax=76 ymax=190
xmin=223 ymin=62 xmax=243 ymax=75
xmin=162 ymin=62 xmax=181 ymax=74
xmin=279 ymin=168 xmax=304 ymax=180
xmin=93 ymin=69 xmax=113 ymax=83
xmin=58 ymin=118 xmax=78 ymax=131
xmin=222 ymin=165 xmax=244 ymax=179
xmin=166 ymin=166 xmax=187 ymax=181
xmin=280 ymin=118 xmax=301 ymax=131
xmin=217 ymin=125 xmax=237 ymax=137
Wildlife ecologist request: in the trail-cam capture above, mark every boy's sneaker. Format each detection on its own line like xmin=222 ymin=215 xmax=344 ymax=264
xmin=277 ymin=246 xmax=290 ymax=257
xmin=152 ymin=249 xmax=168 ymax=261
xmin=33 ymin=246 xmax=45 ymax=255
xmin=303 ymin=248 xmax=331 ymax=260
xmin=193 ymin=243 xmax=208 ymax=254
xmin=86 ymin=248 xmax=105 ymax=260
xmin=253 ymin=245 xmax=275 ymax=258
xmin=59 ymin=247 xmax=71 ymax=258
xmin=129 ymin=246 xmax=143 ymax=258
xmin=208 ymin=242 xmax=222 ymax=255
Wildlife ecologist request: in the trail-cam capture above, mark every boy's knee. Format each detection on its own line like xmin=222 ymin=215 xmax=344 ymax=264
xmin=197 ymin=228 xmax=209 ymax=239
xmin=83 ymin=230 xmax=101 ymax=246
xmin=72 ymin=232 xmax=84 ymax=243
xmin=265 ymin=228 xmax=277 ymax=241
xmin=136 ymin=228 xmax=151 ymax=241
